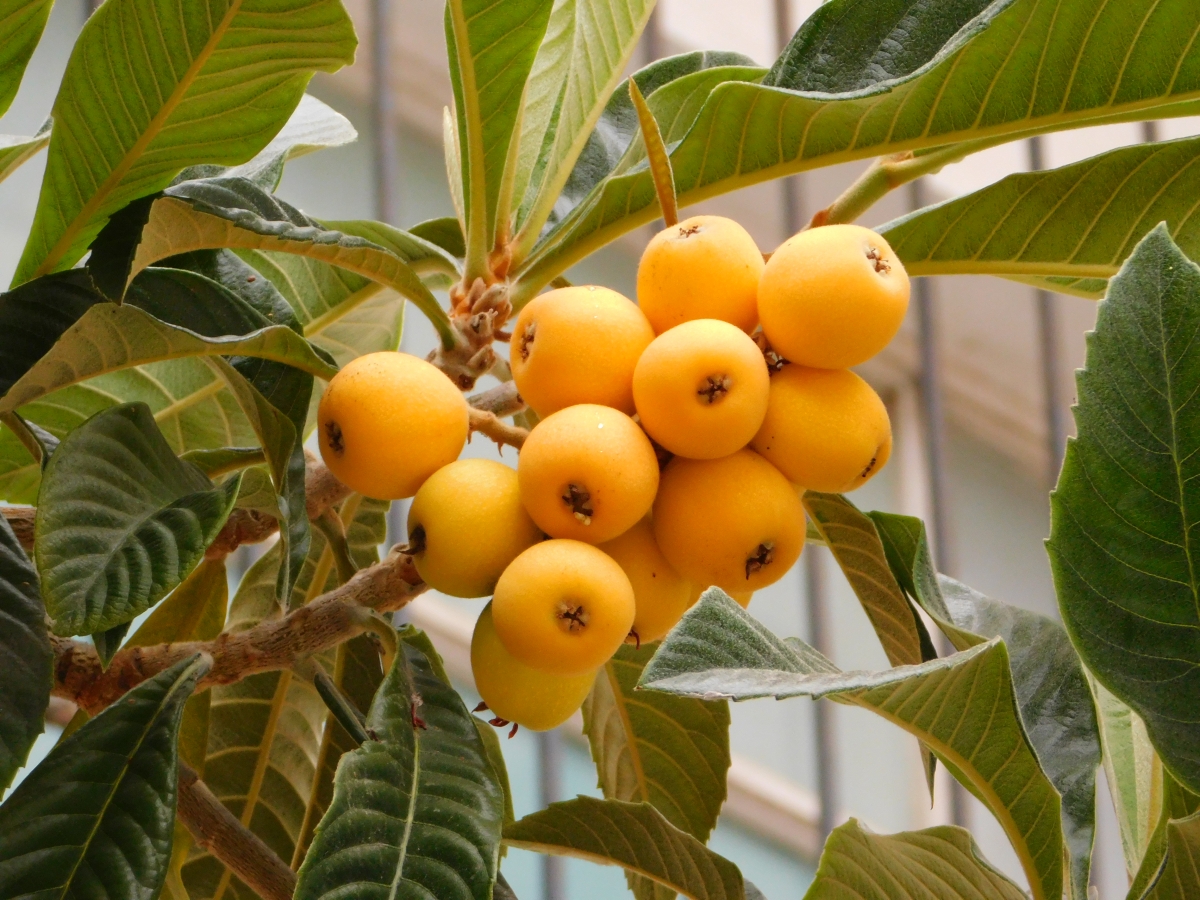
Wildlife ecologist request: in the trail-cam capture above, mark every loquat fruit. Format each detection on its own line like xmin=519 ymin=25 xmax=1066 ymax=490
xmin=518 ymin=404 xmax=659 ymax=543
xmin=407 ymin=459 xmax=543 ymax=598
xmin=653 ymin=449 xmax=804 ymax=592
xmin=511 ymin=285 xmax=654 ymax=416
xmin=637 ymin=216 xmax=764 ymax=334
xmin=599 ymin=518 xmax=694 ymax=645
xmin=491 ymin=540 xmax=635 ymax=675
xmin=752 ymin=366 xmax=892 ymax=492
xmin=633 ymin=319 xmax=770 ymax=459
xmin=317 ymin=351 xmax=467 ymax=500
xmin=471 ymin=603 xmax=595 ymax=731
xmin=758 ymin=224 xmax=909 ymax=369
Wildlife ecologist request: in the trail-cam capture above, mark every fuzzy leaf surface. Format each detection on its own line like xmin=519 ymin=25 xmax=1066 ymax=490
xmin=35 ymin=402 xmax=239 ymax=636
xmin=642 ymin=591 xmax=1064 ymax=900
xmin=0 ymin=654 xmax=207 ymax=900
xmin=1047 ymin=224 xmax=1200 ymax=796
xmin=0 ymin=515 xmax=50 ymax=791
xmin=294 ymin=628 xmax=505 ymax=900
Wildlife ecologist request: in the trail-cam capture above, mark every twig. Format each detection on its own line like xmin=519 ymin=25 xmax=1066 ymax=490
xmin=177 ymin=762 xmax=296 ymax=900
xmin=2 ymin=506 xmax=34 ymax=552
xmin=467 ymin=380 xmax=525 ymax=418
xmin=468 ymin=407 xmax=529 ymax=450
xmin=53 ymin=547 xmax=425 ymax=714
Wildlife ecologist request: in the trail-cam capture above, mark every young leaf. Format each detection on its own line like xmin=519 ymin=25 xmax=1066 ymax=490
xmin=880 ymin=135 xmax=1200 ymax=298
xmin=408 ymin=217 xmax=466 ymax=259
xmin=294 ymin=628 xmax=506 ymax=900
xmin=1047 ymin=223 xmax=1200 ymax=797
xmin=870 ymin=510 xmax=1101 ymax=900
xmin=35 ymin=402 xmax=240 ymax=636
xmin=802 ymin=818 xmax=1027 ymax=900
xmin=0 ymin=514 xmax=50 ymax=792
xmin=504 ymin=796 xmax=746 ymax=900
xmin=0 ymin=654 xmax=208 ymax=900
xmin=509 ymin=0 xmax=657 ymax=256
xmin=12 ymin=0 xmax=356 ymax=284
xmin=642 ymin=591 xmax=1064 ymax=900
xmin=116 ymin=178 xmax=455 ymax=346
xmin=181 ymin=544 xmax=327 ymax=900
xmin=444 ymin=0 xmax=554 ymax=268
xmin=583 ymin=643 xmax=730 ymax=900
xmin=0 ymin=0 xmax=52 ymax=117
xmin=628 ymin=77 xmax=678 ymax=228
xmin=513 ymin=0 xmax=1200 ymax=294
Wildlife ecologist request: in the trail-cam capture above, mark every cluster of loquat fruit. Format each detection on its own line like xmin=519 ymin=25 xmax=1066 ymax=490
xmin=317 ymin=218 xmax=909 ymax=734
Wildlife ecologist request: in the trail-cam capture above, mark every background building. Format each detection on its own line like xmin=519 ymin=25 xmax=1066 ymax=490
xmin=3 ymin=1 xmax=1190 ymax=897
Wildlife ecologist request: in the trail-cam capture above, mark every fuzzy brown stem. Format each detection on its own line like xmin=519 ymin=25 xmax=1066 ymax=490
xmin=177 ymin=762 xmax=297 ymax=900
xmin=468 ymin=407 xmax=528 ymax=450
xmin=467 ymin=380 xmax=526 ymax=418
xmin=2 ymin=506 xmax=34 ymax=552
xmin=54 ymin=548 xmax=425 ymax=715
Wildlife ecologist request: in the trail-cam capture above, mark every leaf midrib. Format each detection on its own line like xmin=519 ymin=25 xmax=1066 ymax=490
xmin=387 ymin=726 xmax=421 ymax=900
xmin=37 ymin=0 xmax=246 ymax=279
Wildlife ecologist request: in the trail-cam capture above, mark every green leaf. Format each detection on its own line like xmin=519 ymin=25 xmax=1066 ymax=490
xmin=0 ymin=0 xmax=52 ymax=117
xmin=1129 ymin=773 xmax=1200 ymax=900
xmin=801 ymin=818 xmax=1027 ymax=900
xmin=642 ymin=590 xmax=1064 ymax=900
xmin=510 ymin=0 xmax=657 ymax=254
xmin=870 ymin=510 xmax=1101 ymax=900
xmin=408 ymin=216 xmax=466 ymax=259
xmin=546 ymin=51 xmax=763 ymax=232
xmin=1047 ymin=223 xmax=1200 ymax=796
xmin=504 ymin=796 xmax=746 ymax=900
xmin=204 ymin=357 xmax=308 ymax=601
xmin=182 ymin=447 xmax=267 ymax=479
xmin=444 ymin=0 xmax=554 ymax=269
xmin=512 ymin=0 xmax=1200 ymax=293
xmin=178 ymin=93 xmax=358 ymax=190
xmin=1090 ymin=677 xmax=1161 ymax=879
xmin=121 ymin=177 xmax=455 ymax=346
xmin=0 ymin=514 xmax=50 ymax=792
xmin=35 ymin=402 xmax=239 ymax=636
xmin=0 ymin=123 xmax=50 ymax=186
xmin=881 ymin=135 xmax=1200 ymax=298
xmin=181 ymin=544 xmax=328 ymax=900
xmin=0 ymin=654 xmax=208 ymax=900
xmin=805 ymin=494 xmax=934 ymax=668
xmin=294 ymin=627 xmax=505 ymax=900
xmin=92 ymin=622 xmax=132 ymax=668
xmin=12 ymin=0 xmax=356 ymax=285
xmin=0 ymin=282 xmax=336 ymax=418
xmin=583 ymin=643 xmax=730 ymax=900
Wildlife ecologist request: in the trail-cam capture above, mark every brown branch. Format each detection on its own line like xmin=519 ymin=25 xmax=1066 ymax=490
xmin=2 ymin=506 xmax=34 ymax=552
xmin=54 ymin=548 xmax=426 ymax=715
xmin=468 ymin=407 xmax=528 ymax=450
xmin=177 ymin=763 xmax=296 ymax=900
xmin=467 ymin=380 xmax=525 ymax=418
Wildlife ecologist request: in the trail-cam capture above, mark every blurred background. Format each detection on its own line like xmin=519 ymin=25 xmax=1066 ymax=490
xmin=3 ymin=1 xmax=1191 ymax=897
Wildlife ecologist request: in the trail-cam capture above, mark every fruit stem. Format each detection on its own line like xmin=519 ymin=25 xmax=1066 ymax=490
xmin=469 ymin=406 xmax=529 ymax=450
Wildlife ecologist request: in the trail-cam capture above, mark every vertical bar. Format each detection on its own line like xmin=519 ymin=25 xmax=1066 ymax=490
xmin=1142 ymin=120 xmax=1160 ymax=144
xmin=772 ymin=0 xmax=838 ymax=851
xmin=1027 ymin=137 xmax=1066 ymax=485
xmin=371 ymin=0 xmax=400 ymax=226
xmin=805 ymin=548 xmax=839 ymax=843
xmin=538 ymin=731 xmax=566 ymax=900
xmin=909 ymin=178 xmax=968 ymax=828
